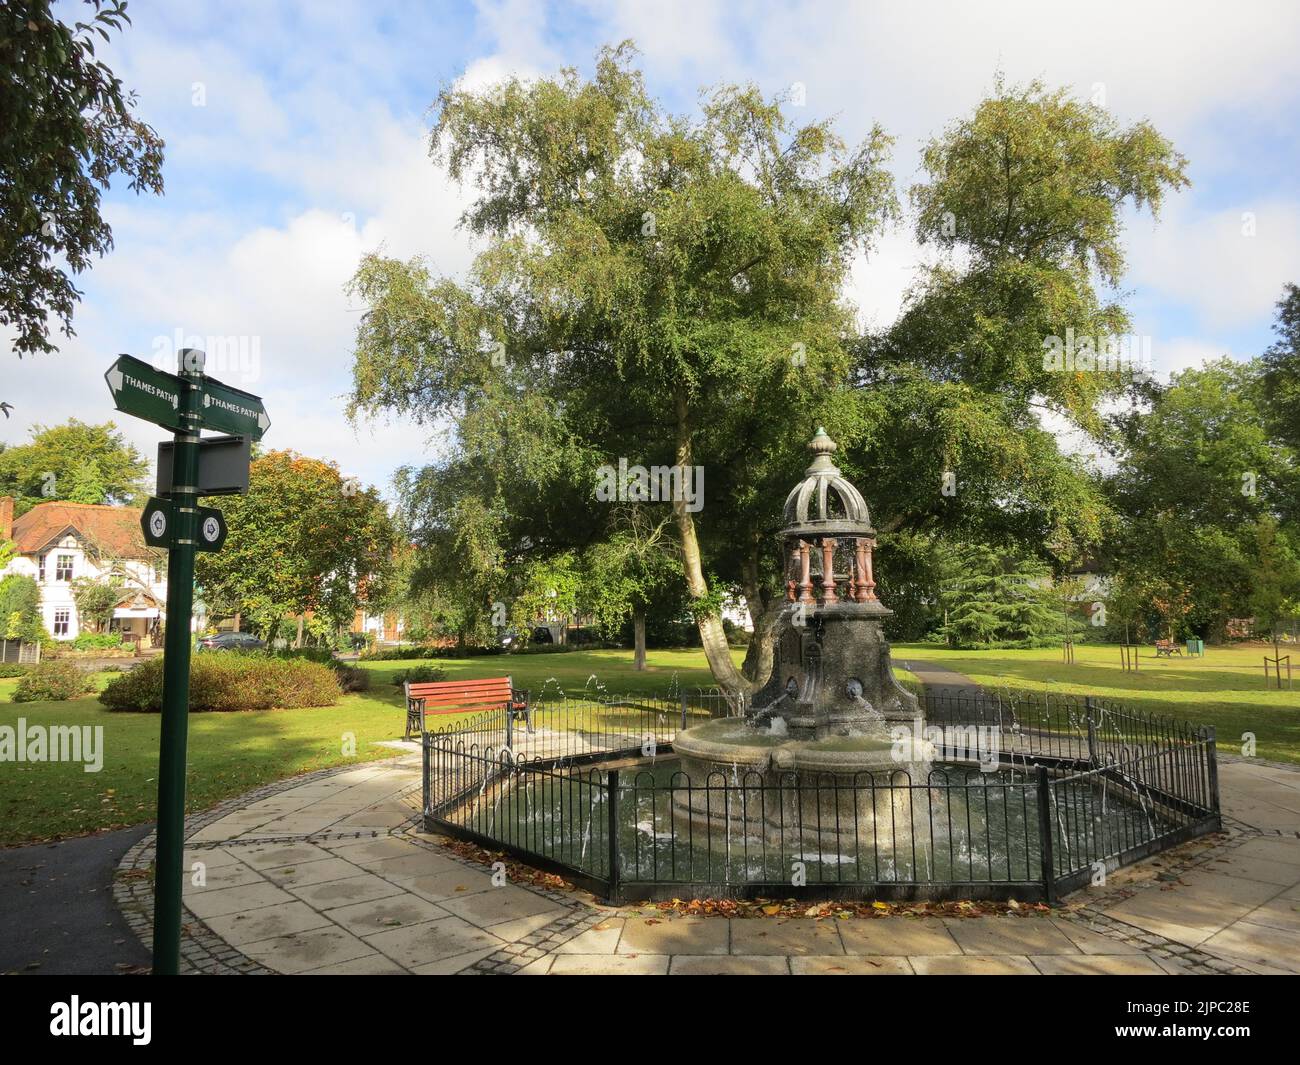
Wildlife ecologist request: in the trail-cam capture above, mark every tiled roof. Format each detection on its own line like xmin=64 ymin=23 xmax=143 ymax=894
xmin=12 ymin=501 xmax=150 ymax=560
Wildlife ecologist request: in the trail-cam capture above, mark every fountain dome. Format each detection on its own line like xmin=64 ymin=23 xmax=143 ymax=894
xmin=781 ymin=427 xmax=873 ymax=536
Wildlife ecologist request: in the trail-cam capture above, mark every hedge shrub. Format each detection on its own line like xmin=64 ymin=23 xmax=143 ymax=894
xmin=0 ymin=663 xmax=30 ymax=679
xmin=100 ymin=653 xmax=341 ymax=712
xmin=392 ymin=665 xmax=449 ymax=687
xmin=12 ymin=660 xmax=97 ymax=702
xmin=272 ymin=648 xmax=368 ymax=691
xmin=334 ymin=663 xmax=370 ymax=692
xmin=361 ymin=644 xmax=503 ymax=661
xmin=72 ymin=632 xmax=127 ymax=651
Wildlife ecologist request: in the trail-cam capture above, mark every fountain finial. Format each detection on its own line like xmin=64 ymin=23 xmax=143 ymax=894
xmin=809 ymin=427 xmax=837 ymax=456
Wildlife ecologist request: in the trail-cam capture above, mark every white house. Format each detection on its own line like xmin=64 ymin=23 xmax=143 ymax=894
xmin=0 ymin=496 xmax=168 ymax=645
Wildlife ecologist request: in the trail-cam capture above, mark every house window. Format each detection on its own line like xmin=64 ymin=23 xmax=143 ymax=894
xmin=38 ymin=554 xmax=46 ymax=581
xmin=53 ymin=609 xmax=71 ymax=637
xmin=56 ymin=554 xmax=73 ymax=581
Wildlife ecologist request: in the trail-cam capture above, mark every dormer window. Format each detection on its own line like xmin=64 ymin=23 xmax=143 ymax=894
xmin=56 ymin=554 xmax=74 ymax=581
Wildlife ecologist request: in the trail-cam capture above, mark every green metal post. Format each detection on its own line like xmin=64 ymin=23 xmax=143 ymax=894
xmin=152 ymin=348 xmax=204 ymax=975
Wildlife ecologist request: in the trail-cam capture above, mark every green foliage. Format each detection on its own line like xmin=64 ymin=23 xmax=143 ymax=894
xmin=12 ymin=660 xmax=96 ymax=702
xmin=0 ymin=574 xmax=45 ymax=641
xmin=333 ymin=663 xmax=370 ymax=692
xmin=0 ymin=663 xmax=30 ymax=678
xmin=1247 ymin=516 xmax=1300 ymax=644
xmin=273 ymin=646 xmax=335 ymax=665
xmin=273 ymin=646 xmax=371 ymax=692
xmin=858 ymin=76 xmax=1189 ymax=570
xmin=362 ymin=644 xmax=503 ymax=661
xmin=71 ymin=631 xmax=125 ymax=650
xmin=71 ymin=575 xmax=123 ymax=633
xmin=937 ymin=545 xmax=1068 ymax=648
xmin=1105 ymin=358 xmax=1298 ymax=639
xmin=392 ymin=664 xmax=449 ymax=687
xmin=195 ymin=451 xmax=398 ymax=642
xmin=1261 ymin=282 xmax=1300 ymax=450
xmin=0 ymin=0 xmax=164 ymax=357
xmin=99 ymin=654 xmax=341 ymax=712
xmin=913 ymin=77 xmax=1187 ymax=287
xmin=0 ymin=419 xmax=149 ymax=513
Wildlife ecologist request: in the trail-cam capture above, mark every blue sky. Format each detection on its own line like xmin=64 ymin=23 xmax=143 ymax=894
xmin=5 ymin=0 xmax=1300 ymax=496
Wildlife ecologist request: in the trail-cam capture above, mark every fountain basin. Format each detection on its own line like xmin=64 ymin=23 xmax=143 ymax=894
xmin=670 ymin=716 xmax=937 ymax=848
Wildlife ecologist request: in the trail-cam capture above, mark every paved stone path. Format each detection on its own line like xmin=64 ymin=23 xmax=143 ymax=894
xmin=111 ymin=744 xmax=1300 ymax=975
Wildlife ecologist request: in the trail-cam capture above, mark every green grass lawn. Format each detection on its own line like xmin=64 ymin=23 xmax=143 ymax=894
xmin=2 ymin=641 xmax=1296 ymax=847
xmin=0 ymin=649 xmax=733 ymax=846
xmin=892 ymin=641 xmax=1300 ymax=765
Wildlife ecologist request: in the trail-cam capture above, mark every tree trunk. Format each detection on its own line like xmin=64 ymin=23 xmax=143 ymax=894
xmin=672 ymin=390 xmax=753 ymax=699
xmin=633 ymin=605 xmax=646 ymax=671
xmin=740 ymin=551 xmax=778 ymax=684
xmin=295 ymin=615 xmax=304 ymax=648
xmin=233 ymin=612 xmax=241 ymax=633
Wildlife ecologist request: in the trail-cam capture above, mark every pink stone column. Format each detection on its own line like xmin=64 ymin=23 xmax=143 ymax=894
xmin=820 ymin=538 xmax=838 ymax=604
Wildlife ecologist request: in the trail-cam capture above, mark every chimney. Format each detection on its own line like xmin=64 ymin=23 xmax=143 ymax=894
xmin=0 ymin=496 xmax=13 ymax=544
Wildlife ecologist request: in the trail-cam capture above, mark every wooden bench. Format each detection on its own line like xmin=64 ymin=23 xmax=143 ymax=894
xmin=404 ymin=675 xmax=531 ymax=740
xmin=1154 ymin=639 xmax=1183 ymax=658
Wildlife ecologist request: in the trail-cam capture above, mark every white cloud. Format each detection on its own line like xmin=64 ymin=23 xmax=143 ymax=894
xmin=1124 ymin=201 xmax=1300 ymax=330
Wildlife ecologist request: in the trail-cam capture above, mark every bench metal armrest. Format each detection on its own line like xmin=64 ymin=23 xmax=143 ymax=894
xmin=405 ymin=696 xmax=426 ymax=740
xmin=509 ymin=689 xmax=533 ymax=733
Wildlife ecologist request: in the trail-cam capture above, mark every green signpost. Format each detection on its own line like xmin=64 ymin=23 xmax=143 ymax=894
xmin=108 ymin=349 xmax=266 ymax=975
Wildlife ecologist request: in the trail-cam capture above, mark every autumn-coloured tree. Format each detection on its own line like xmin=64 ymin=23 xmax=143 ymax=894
xmin=195 ymin=451 xmax=397 ymax=643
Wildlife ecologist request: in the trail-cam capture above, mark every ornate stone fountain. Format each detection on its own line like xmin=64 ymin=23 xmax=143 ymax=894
xmin=672 ymin=429 xmax=932 ymax=846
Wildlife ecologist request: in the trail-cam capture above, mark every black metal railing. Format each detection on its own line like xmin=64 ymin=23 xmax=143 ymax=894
xmin=421 ymin=689 xmax=1221 ymax=903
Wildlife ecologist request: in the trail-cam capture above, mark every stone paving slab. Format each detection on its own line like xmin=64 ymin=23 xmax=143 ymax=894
xmin=943 ymin=916 xmax=1084 ymax=956
xmin=619 ymin=916 xmax=730 ymax=956
xmin=201 ymin=900 xmax=334 ymax=946
xmin=910 ymin=954 xmax=1039 ymax=975
xmin=1029 ymin=954 xmax=1167 ymax=975
xmin=288 ymin=873 xmax=407 ymax=909
xmin=837 ymin=918 xmax=961 ymax=956
xmin=789 ymin=955 xmax=912 ymax=975
xmin=362 ymin=914 xmax=503 ymax=968
xmin=241 ymin=925 xmax=376 ymax=974
xmin=671 ymin=954 xmax=790 ymax=974
xmin=728 ymin=918 xmax=845 ymax=956
xmin=550 ymin=953 xmax=671 ymax=974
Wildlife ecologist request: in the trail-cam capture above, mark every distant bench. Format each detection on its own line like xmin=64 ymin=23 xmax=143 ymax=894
xmin=404 ymin=675 xmax=531 ymax=740
xmin=1154 ymin=639 xmax=1183 ymax=658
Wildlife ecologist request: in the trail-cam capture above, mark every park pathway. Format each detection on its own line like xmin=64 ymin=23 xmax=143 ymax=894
xmin=105 ymin=668 xmax=1300 ymax=974
xmin=896 ymin=658 xmax=984 ymax=698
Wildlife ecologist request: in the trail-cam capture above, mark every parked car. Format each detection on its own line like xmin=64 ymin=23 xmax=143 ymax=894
xmin=196 ymin=632 xmax=265 ymax=652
